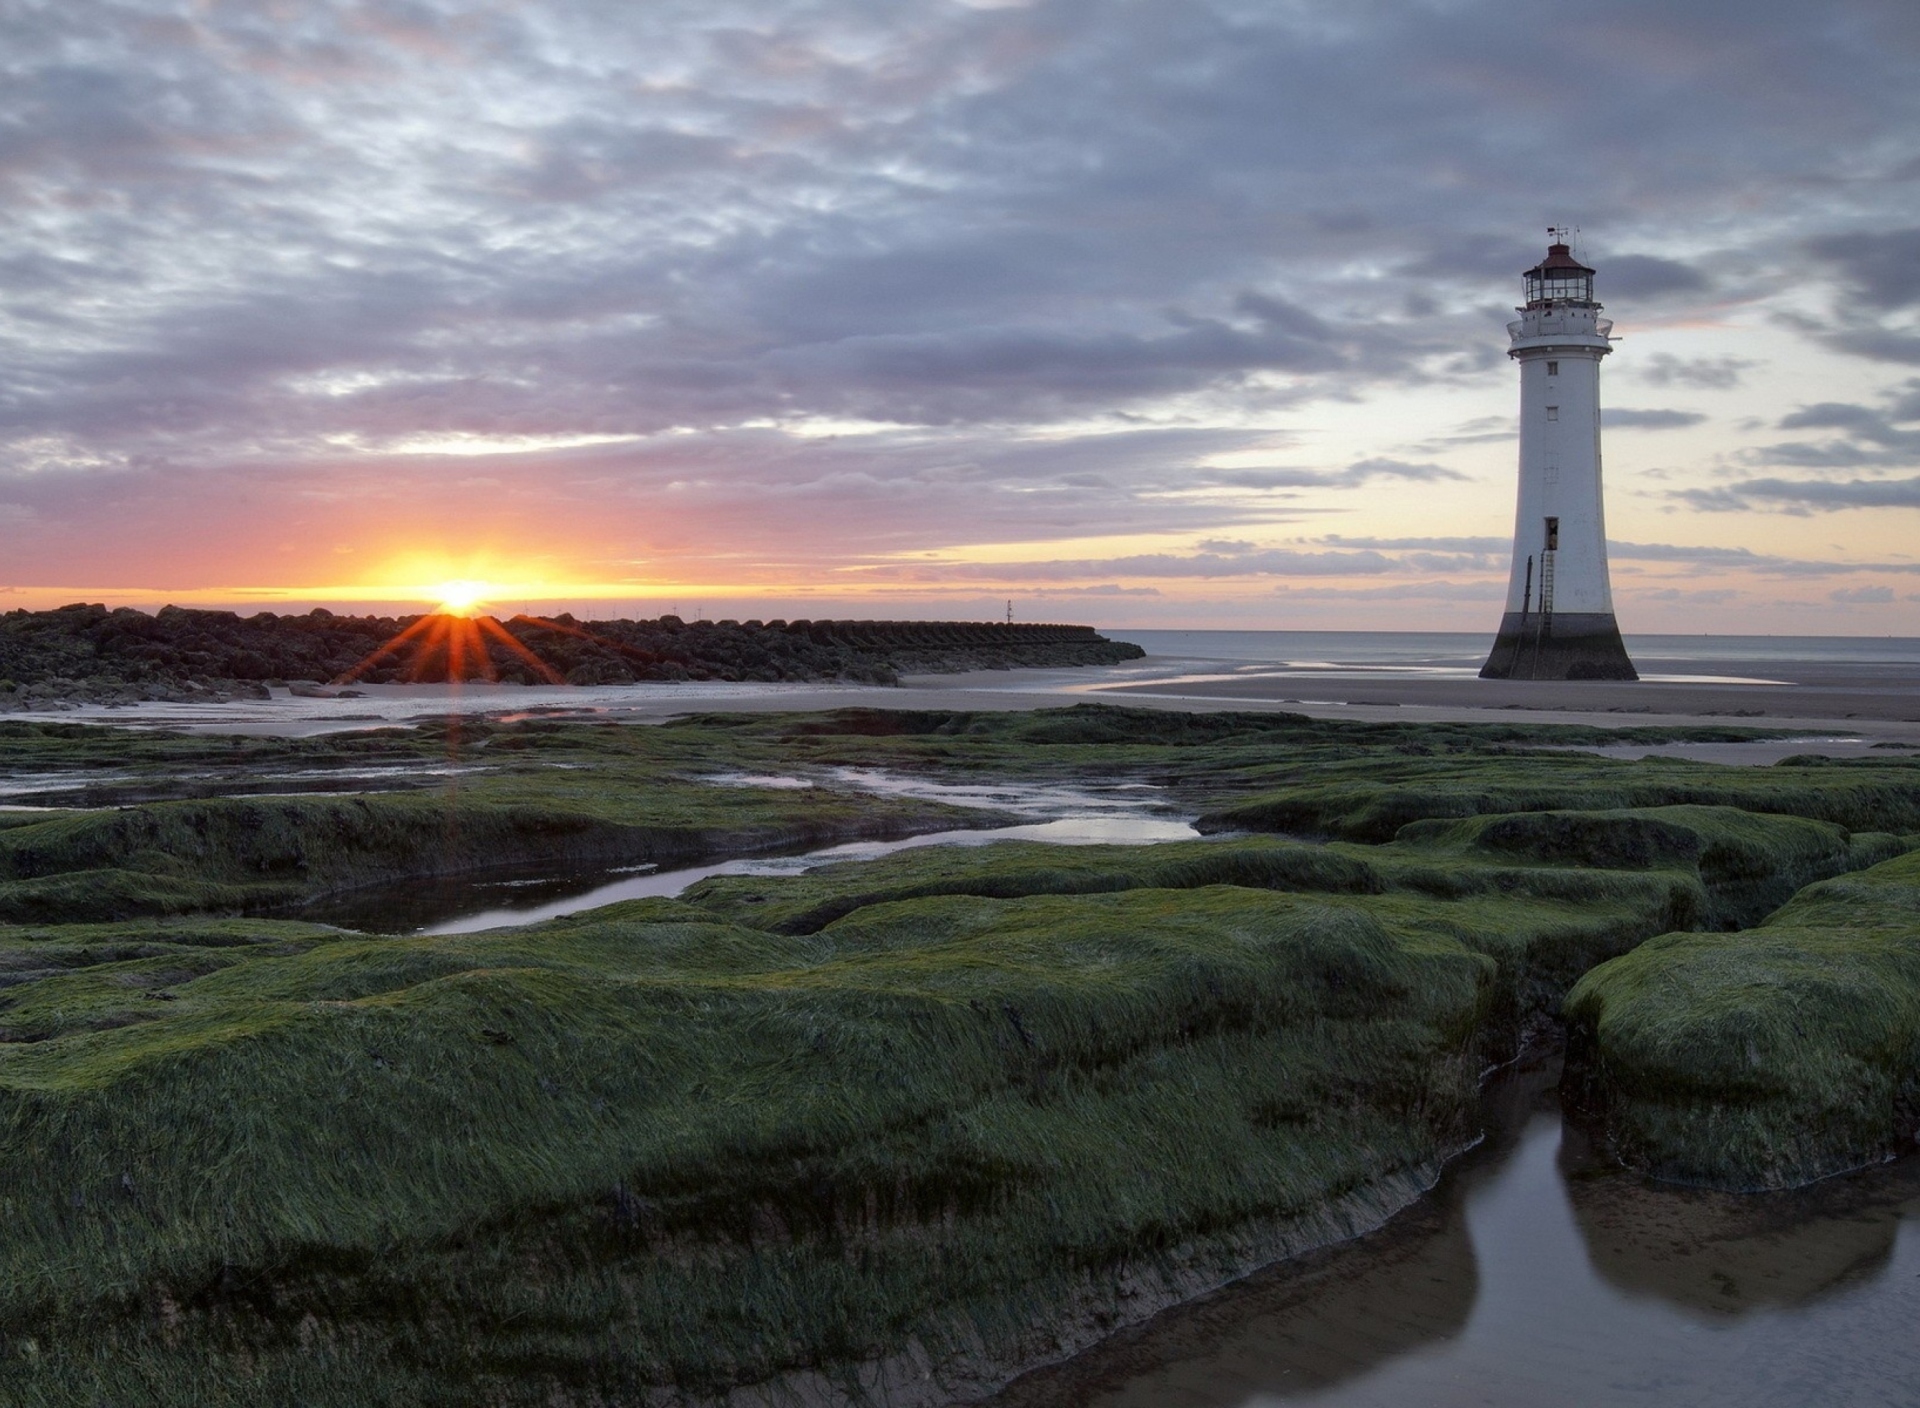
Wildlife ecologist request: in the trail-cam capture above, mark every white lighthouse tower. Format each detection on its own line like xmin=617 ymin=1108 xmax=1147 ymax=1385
xmin=1480 ymin=231 xmax=1637 ymax=681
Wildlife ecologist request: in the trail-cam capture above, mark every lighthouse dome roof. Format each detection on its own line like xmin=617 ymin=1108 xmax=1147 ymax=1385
xmin=1527 ymin=241 xmax=1595 ymax=277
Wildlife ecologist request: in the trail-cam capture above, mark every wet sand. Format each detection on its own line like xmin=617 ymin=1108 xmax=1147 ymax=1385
xmin=1097 ymin=668 xmax=1920 ymax=725
xmin=7 ymin=641 xmax=1919 ymax=752
xmin=902 ymin=643 xmax=1920 ymax=753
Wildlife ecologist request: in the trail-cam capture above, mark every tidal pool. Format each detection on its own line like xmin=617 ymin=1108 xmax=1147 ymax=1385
xmin=297 ymin=767 xmax=1200 ymax=934
xmin=995 ymin=1063 xmax=1920 ymax=1408
xmin=404 ymin=813 xmax=1200 ymax=935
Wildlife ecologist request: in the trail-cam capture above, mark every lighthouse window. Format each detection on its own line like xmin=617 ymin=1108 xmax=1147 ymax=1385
xmin=1545 ymin=361 xmax=1559 ymax=377
xmin=1544 ymin=464 xmax=1559 ymax=484
xmin=1545 ymin=405 xmax=1559 ymax=420
xmin=1544 ymin=517 xmax=1560 ymax=551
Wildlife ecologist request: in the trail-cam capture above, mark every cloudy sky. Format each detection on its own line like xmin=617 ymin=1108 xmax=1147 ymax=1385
xmin=3 ymin=0 xmax=1919 ymax=631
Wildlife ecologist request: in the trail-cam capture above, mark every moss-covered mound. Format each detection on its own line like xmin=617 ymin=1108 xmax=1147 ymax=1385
xmin=0 ymin=891 xmax=1499 ymax=1403
xmin=683 ymin=835 xmax=1386 ymax=935
xmin=1564 ymin=848 xmax=1920 ymax=1190
xmin=1201 ymin=753 xmax=1920 ymax=842
xmin=1389 ymin=804 xmax=1908 ymax=928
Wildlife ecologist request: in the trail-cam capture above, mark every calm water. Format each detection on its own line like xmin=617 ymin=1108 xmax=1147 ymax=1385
xmin=297 ymin=767 xmax=1201 ymax=934
xmin=996 ymin=1064 xmax=1920 ymax=1408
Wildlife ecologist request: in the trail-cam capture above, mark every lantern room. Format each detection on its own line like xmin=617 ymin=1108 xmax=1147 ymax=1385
xmin=1522 ymin=229 xmax=1597 ymax=308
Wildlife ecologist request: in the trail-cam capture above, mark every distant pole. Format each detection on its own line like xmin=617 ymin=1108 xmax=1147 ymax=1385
xmin=1006 ymin=599 xmax=1013 ymax=624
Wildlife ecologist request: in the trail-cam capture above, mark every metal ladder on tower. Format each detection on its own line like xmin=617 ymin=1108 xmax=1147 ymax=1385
xmin=1526 ymin=550 xmax=1555 ymax=678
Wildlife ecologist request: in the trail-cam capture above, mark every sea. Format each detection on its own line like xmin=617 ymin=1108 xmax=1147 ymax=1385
xmin=1115 ymin=629 xmax=1920 ymax=672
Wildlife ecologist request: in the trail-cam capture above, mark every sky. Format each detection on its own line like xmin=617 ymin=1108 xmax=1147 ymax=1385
xmin=3 ymin=0 xmax=1919 ymax=633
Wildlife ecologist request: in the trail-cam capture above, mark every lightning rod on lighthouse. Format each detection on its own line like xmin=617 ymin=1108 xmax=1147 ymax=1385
xmin=1479 ymin=230 xmax=1637 ymax=681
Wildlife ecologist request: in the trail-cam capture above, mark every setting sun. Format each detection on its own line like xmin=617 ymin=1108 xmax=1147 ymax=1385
xmin=431 ymin=579 xmax=493 ymax=616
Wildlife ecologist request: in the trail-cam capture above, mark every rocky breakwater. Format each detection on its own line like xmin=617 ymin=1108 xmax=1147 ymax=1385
xmin=0 ymin=603 xmax=1144 ymax=703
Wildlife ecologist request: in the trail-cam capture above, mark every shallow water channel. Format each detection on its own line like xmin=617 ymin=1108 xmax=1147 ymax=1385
xmin=304 ymin=768 xmax=1200 ymax=934
xmin=995 ymin=1062 xmax=1920 ymax=1408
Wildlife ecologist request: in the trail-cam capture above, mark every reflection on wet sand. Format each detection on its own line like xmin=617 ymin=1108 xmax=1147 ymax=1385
xmin=991 ymin=1062 xmax=1920 ymax=1408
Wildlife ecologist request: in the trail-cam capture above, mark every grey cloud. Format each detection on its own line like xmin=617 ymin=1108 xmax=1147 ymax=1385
xmin=874 ymin=547 xmax=1399 ymax=582
xmin=1888 ymin=382 xmax=1920 ymax=420
xmin=1669 ymin=486 xmax=1760 ymax=513
xmin=1673 ymin=476 xmax=1920 ymax=511
xmin=1610 ymin=541 xmax=1773 ymax=563
xmin=1603 ymin=540 xmax=1920 ymax=575
xmin=1796 ymin=230 xmax=1920 ymax=365
xmin=1820 ymin=330 xmax=1920 ymax=365
xmin=1778 ymin=402 xmax=1892 ymax=431
xmin=1831 ymin=585 xmax=1896 ymax=603
xmin=1317 ymin=534 xmax=1509 ymax=552
xmin=1232 ymin=293 xmax=1336 ymax=343
xmin=1753 ymin=441 xmax=1911 ymax=468
xmin=1742 ymin=384 xmax=1920 ymax=468
xmin=1631 ymin=354 xmax=1757 ymax=389
xmin=1338 ymin=458 xmax=1467 ymax=484
xmin=1402 ymin=552 xmax=1499 ymax=572
xmin=1604 ymin=408 xmax=1707 ymax=429
xmin=1409 ymin=416 xmax=1512 ymax=451
xmin=1806 ymin=229 xmax=1920 ymax=307
xmin=1403 ymin=234 xmax=1544 ymax=285
xmin=1602 ymin=256 xmax=1709 ymax=299
xmin=1634 ymin=587 xmax=1741 ymax=604
xmin=1271 ymin=581 xmax=1500 ymax=602
xmin=1198 ymin=458 xmax=1466 ymax=493
xmin=763 ymin=310 xmax=1394 ymax=426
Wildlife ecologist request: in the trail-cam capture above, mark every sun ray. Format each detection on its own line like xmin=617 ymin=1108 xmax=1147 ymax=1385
xmin=458 ymin=615 xmax=497 ymax=682
xmin=475 ymin=615 xmax=568 ymax=684
xmin=332 ymin=612 xmax=443 ymax=685
xmin=445 ymin=614 xmax=467 ymax=683
xmin=516 ymin=615 xmax=669 ymax=674
xmin=331 ymin=607 xmax=589 ymax=686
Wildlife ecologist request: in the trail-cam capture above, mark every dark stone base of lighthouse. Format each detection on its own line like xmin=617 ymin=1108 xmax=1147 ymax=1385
xmin=1479 ymin=612 xmax=1638 ymax=681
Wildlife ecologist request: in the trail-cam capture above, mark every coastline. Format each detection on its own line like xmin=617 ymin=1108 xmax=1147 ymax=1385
xmin=7 ymin=646 xmax=1917 ymax=756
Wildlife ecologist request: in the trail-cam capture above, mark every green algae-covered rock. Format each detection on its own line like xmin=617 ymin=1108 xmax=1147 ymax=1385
xmin=1564 ymin=848 xmax=1920 ymax=1189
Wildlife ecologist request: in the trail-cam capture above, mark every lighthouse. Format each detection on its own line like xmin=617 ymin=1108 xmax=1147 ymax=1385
xmin=1479 ymin=231 xmax=1637 ymax=681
